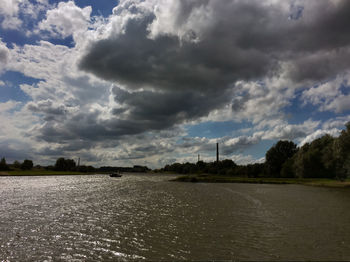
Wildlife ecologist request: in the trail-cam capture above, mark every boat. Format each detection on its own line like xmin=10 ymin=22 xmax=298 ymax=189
xmin=110 ymin=172 xmax=122 ymax=177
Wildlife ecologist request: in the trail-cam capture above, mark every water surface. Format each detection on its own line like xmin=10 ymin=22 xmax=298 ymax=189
xmin=1 ymin=174 xmax=350 ymax=260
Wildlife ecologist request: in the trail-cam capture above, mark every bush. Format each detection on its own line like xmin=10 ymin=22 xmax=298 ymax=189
xmin=0 ymin=157 xmax=9 ymax=171
xmin=21 ymin=159 xmax=34 ymax=170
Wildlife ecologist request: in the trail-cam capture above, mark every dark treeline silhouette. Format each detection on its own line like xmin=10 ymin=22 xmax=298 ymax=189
xmin=0 ymin=157 xmax=10 ymax=171
xmin=158 ymin=159 xmax=265 ymax=177
xmin=51 ymin=158 xmax=150 ymax=173
xmin=99 ymin=165 xmax=150 ymax=173
xmin=281 ymin=123 xmax=350 ymax=180
xmin=159 ymin=123 xmax=350 ymax=180
xmin=1 ymin=157 xmax=150 ymax=173
xmin=0 ymin=158 xmax=34 ymax=171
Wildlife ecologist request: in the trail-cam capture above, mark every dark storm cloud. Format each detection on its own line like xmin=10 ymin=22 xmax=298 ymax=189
xmin=26 ymin=100 xmax=72 ymax=121
xmin=35 ymin=86 xmax=231 ymax=143
xmin=0 ymin=140 xmax=32 ymax=162
xmin=287 ymin=47 xmax=350 ymax=82
xmin=80 ymin=0 xmax=350 ymax=87
xmin=80 ymin=16 xmax=238 ymax=92
xmin=112 ymin=86 xmax=231 ymax=127
xmin=35 ymin=0 xmax=350 ymax=145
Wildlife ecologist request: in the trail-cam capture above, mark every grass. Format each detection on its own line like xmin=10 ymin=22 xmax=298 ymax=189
xmin=0 ymin=169 xmax=96 ymax=176
xmin=172 ymin=174 xmax=350 ymax=188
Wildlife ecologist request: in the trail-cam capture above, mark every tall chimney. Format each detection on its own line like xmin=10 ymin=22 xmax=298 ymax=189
xmin=216 ymin=143 xmax=219 ymax=163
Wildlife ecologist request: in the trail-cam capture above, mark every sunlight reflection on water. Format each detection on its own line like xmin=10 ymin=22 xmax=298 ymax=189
xmin=1 ymin=174 xmax=350 ymax=261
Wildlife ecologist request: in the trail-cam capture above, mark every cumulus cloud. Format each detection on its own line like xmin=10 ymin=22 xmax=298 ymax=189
xmin=0 ymin=100 xmax=21 ymax=112
xmin=0 ymin=0 xmax=50 ymax=30
xmin=81 ymin=0 xmax=350 ymax=88
xmin=222 ymin=134 xmax=262 ymax=155
xmin=301 ymin=74 xmax=350 ymax=113
xmin=0 ymin=39 xmax=9 ymax=72
xmin=0 ymin=139 xmax=32 ymax=162
xmin=299 ymin=128 xmax=341 ymax=146
xmin=79 ymin=0 xmax=350 ymax=130
xmin=2 ymin=0 xmax=350 ymax=167
xmin=37 ymin=1 xmax=92 ymax=40
xmin=322 ymin=116 xmax=350 ymax=130
xmin=261 ymin=119 xmax=320 ymax=141
xmin=0 ymin=0 xmax=22 ymax=29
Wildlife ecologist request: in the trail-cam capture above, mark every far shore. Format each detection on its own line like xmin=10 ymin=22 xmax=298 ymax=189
xmin=2 ymin=170 xmax=350 ymax=188
xmin=0 ymin=170 xmax=103 ymax=176
xmin=171 ymin=174 xmax=350 ymax=188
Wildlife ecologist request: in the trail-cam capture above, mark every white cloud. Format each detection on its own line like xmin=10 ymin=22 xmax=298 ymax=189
xmin=301 ymin=74 xmax=350 ymax=113
xmin=0 ymin=0 xmax=21 ymax=29
xmin=0 ymin=0 xmax=50 ymax=30
xmin=37 ymin=1 xmax=92 ymax=41
xmin=0 ymin=39 xmax=9 ymax=72
xmin=262 ymin=119 xmax=320 ymax=141
xmin=322 ymin=116 xmax=350 ymax=130
xmin=2 ymin=0 xmax=350 ymax=167
xmin=223 ymin=133 xmax=262 ymax=154
xmin=231 ymin=154 xmax=264 ymax=165
xmin=0 ymin=100 xmax=21 ymax=112
xmin=299 ymin=128 xmax=341 ymax=146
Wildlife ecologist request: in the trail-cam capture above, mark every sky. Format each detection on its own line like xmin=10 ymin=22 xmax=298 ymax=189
xmin=0 ymin=0 xmax=350 ymax=168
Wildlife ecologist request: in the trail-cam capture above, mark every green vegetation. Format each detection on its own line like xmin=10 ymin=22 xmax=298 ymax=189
xmin=172 ymin=175 xmax=350 ymax=187
xmin=163 ymin=123 xmax=350 ymax=186
xmin=0 ymin=169 xmax=89 ymax=176
xmin=54 ymin=157 xmax=78 ymax=171
xmin=0 ymin=157 xmax=10 ymax=171
xmin=21 ymin=159 xmax=34 ymax=170
xmin=0 ymin=156 xmax=150 ymax=176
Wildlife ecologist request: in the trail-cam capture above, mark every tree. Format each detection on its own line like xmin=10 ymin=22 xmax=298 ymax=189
xmin=13 ymin=160 xmax=21 ymax=168
xmin=334 ymin=122 xmax=350 ymax=180
xmin=0 ymin=157 xmax=9 ymax=171
xmin=265 ymin=140 xmax=298 ymax=177
xmin=281 ymin=157 xmax=295 ymax=178
xmin=21 ymin=159 xmax=33 ymax=170
xmin=55 ymin=158 xmax=76 ymax=171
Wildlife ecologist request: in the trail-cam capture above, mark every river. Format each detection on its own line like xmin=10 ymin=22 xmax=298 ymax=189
xmin=1 ymin=174 xmax=350 ymax=261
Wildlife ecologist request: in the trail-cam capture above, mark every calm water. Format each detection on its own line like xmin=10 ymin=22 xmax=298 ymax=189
xmin=1 ymin=174 xmax=350 ymax=261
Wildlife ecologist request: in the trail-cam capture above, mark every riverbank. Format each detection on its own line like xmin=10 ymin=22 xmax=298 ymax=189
xmin=0 ymin=170 xmax=97 ymax=176
xmin=172 ymin=174 xmax=350 ymax=187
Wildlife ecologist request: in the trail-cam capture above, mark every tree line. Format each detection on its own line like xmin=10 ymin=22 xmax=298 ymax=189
xmin=0 ymin=157 xmax=93 ymax=172
xmin=0 ymin=157 xmax=150 ymax=173
xmin=0 ymin=158 xmax=33 ymax=171
xmin=158 ymin=123 xmax=350 ymax=180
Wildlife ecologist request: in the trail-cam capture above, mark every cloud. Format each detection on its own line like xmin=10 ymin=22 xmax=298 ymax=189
xmin=0 ymin=100 xmax=21 ymax=112
xmin=0 ymin=0 xmax=22 ymax=29
xmin=301 ymin=74 xmax=350 ymax=113
xmin=0 ymin=0 xmax=50 ymax=30
xmin=0 ymin=139 xmax=32 ymax=162
xmin=2 ymin=0 xmax=350 ymax=168
xmin=322 ymin=116 xmax=350 ymax=130
xmin=80 ymin=0 xmax=350 ymax=88
xmin=222 ymin=134 xmax=262 ymax=155
xmin=79 ymin=0 xmax=350 ymax=129
xmin=299 ymin=128 xmax=341 ymax=146
xmin=37 ymin=1 xmax=92 ymax=40
xmin=261 ymin=119 xmax=320 ymax=141
xmin=0 ymin=39 xmax=9 ymax=72
xmin=111 ymin=86 xmax=231 ymax=131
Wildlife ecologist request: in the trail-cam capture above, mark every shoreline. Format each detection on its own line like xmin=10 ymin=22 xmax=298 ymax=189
xmin=171 ymin=175 xmax=350 ymax=188
xmin=0 ymin=171 xmax=103 ymax=176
